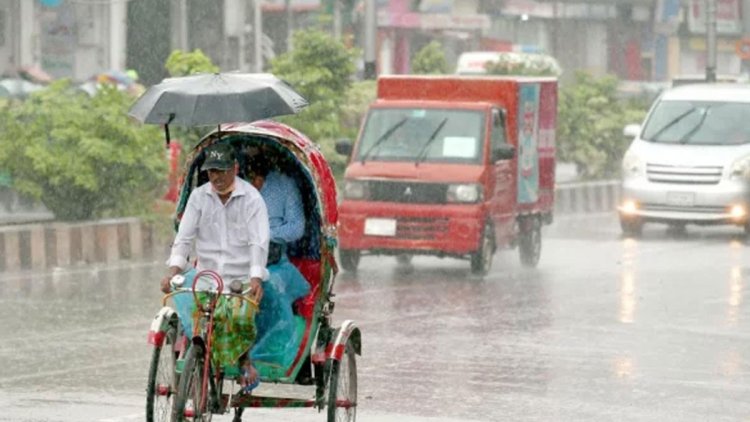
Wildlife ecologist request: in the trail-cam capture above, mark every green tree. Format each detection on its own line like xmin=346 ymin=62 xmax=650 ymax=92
xmin=411 ymin=41 xmax=448 ymax=74
xmin=165 ymin=49 xmax=220 ymax=77
xmin=270 ymin=29 xmax=357 ymax=177
xmin=557 ymin=71 xmax=648 ymax=179
xmin=0 ymin=81 xmax=166 ymax=220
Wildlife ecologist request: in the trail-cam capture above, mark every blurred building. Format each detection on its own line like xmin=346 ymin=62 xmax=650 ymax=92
xmin=2 ymin=0 xmax=750 ymax=85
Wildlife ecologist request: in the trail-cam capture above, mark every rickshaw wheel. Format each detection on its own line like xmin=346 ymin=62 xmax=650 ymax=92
xmin=339 ymin=249 xmax=361 ymax=272
xmin=146 ymin=316 xmax=179 ymax=422
xmin=327 ymin=341 xmax=357 ymax=422
xmin=173 ymin=345 xmax=213 ymax=422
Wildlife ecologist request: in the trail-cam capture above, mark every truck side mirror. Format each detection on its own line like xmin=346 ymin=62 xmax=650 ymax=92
xmin=492 ymin=144 xmax=515 ymax=161
xmin=623 ymin=124 xmax=641 ymax=138
xmin=335 ymin=139 xmax=353 ymax=156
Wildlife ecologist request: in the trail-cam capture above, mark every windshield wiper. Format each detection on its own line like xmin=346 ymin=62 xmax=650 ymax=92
xmin=360 ymin=117 xmax=409 ymax=164
xmin=414 ymin=117 xmax=448 ymax=166
xmin=678 ymin=107 xmax=710 ymax=144
xmin=647 ymin=107 xmax=696 ymax=142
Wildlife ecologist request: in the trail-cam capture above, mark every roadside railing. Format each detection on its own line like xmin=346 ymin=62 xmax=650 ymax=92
xmin=0 ymin=218 xmax=160 ymax=272
xmin=555 ymin=180 xmax=620 ymax=215
xmin=0 ymin=181 xmax=621 ymax=273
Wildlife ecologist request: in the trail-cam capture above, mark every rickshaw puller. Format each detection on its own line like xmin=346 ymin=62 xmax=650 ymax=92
xmin=161 ymin=142 xmax=269 ymax=390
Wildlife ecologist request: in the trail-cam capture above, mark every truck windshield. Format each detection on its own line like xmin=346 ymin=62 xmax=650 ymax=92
xmin=642 ymin=100 xmax=750 ymax=145
xmin=356 ymin=108 xmax=485 ymax=163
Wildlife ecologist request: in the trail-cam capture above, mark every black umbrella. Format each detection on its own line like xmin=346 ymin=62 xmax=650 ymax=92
xmin=128 ymin=72 xmax=308 ymax=145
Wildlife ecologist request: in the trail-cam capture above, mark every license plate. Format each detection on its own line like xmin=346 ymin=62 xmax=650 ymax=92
xmin=364 ymin=218 xmax=397 ymax=236
xmin=666 ymin=192 xmax=695 ymax=207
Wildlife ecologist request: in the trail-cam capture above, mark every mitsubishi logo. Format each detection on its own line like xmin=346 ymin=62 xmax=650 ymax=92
xmin=403 ymin=186 xmax=412 ymax=196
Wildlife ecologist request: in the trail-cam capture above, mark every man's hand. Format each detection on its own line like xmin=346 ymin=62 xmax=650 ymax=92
xmin=248 ymin=277 xmax=263 ymax=302
xmin=160 ymin=266 xmax=182 ymax=293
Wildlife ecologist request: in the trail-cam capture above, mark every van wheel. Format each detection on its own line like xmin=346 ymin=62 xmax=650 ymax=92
xmin=620 ymin=217 xmax=643 ymax=238
xmin=339 ymin=249 xmax=360 ymax=272
xmin=470 ymin=224 xmax=494 ymax=276
xmin=519 ymin=218 xmax=542 ymax=268
xmin=395 ymin=254 xmax=412 ymax=266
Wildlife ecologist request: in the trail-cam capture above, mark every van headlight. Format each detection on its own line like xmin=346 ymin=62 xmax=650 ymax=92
xmin=447 ymin=184 xmax=482 ymax=203
xmin=343 ymin=179 xmax=368 ymax=199
xmin=621 ymin=151 xmax=643 ymax=177
xmin=730 ymin=155 xmax=750 ymax=180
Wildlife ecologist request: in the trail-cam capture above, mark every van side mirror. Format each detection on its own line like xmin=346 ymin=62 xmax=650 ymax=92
xmin=492 ymin=144 xmax=515 ymax=161
xmin=623 ymin=124 xmax=641 ymax=138
xmin=335 ymin=139 xmax=353 ymax=156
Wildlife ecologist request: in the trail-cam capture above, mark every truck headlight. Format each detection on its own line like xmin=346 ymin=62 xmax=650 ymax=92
xmin=447 ymin=184 xmax=482 ymax=203
xmin=621 ymin=151 xmax=643 ymax=177
xmin=343 ymin=179 xmax=368 ymax=199
xmin=730 ymin=155 xmax=750 ymax=180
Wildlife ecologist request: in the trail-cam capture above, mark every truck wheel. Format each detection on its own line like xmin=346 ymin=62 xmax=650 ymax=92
xmin=620 ymin=217 xmax=643 ymax=238
xmin=339 ymin=249 xmax=360 ymax=272
xmin=470 ymin=224 xmax=494 ymax=276
xmin=519 ymin=218 xmax=542 ymax=268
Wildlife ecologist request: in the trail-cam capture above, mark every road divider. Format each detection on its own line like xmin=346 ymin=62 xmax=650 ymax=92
xmin=555 ymin=180 xmax=620 ymax=215
xmin=0 ymin=218 xmax=159 ymax=272
xmin=0 ymin=180 xmax=621 ymax=273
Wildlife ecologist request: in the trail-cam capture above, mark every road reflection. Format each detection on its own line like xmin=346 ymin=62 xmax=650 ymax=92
xmin=619 ymin=238 xmax=638 ymax=324
xmin=727 ymin=240 xmax=744 ymax=327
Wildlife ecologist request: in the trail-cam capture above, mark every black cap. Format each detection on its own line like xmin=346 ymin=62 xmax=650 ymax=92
xmin=201 ymin=143 xmax=235 ymax=171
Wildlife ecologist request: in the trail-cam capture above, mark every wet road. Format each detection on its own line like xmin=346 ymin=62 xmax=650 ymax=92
xmin=1 ymin=214 xmax=749 ymax=421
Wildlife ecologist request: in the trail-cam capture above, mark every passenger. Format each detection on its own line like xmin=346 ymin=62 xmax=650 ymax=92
xmin=246 ymin=151 xmax=311 ymax=367
xmin=161 ymin=142 xmax=268 ymax=391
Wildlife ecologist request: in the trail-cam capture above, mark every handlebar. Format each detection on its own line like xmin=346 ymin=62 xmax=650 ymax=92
xmin=162 ymin=271 xmax=259 ymax=311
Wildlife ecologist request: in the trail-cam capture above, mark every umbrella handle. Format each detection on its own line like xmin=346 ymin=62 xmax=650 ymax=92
xmin=164 ymin=113 xmax=175 ymax=148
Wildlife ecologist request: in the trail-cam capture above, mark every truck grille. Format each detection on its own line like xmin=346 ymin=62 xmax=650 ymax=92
xmin=368 ymin=181 xmax=447 ymax=204
xmin=646 ymin=163 xmax=723 ymax=185
xmin=396 ymin=217 xmax=449 ymax=239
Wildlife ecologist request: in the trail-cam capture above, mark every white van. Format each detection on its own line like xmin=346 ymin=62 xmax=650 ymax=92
xmin=619 ymin=83 xmax=750 ymax=236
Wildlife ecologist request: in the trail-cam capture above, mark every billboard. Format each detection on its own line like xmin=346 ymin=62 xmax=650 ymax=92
xmin=687 ymin=0 xmax=742 ymax=34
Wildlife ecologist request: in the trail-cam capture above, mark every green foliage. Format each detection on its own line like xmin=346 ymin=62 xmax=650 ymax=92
xmin=0 ymin=81 xmax=166 ymax=221
xmin=411 ymin=41 xmax=448 ymax=74
xmin=270 ymin=29 xmax=357 ymax=179
xmin=165 ymin=49 xmax=220 ymax=77
xmin=557 ymin=72 xmax=649 ymax=179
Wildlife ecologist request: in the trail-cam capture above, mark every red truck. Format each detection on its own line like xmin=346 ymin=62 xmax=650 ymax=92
xmin=335 ymin=75 xmax=557 ymax=275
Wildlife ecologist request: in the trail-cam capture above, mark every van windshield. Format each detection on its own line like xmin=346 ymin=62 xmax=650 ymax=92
xmin=641 ymin=100 xmax=750 ymax=145
xmin=356 ymin=108 xmax=485 ymax=163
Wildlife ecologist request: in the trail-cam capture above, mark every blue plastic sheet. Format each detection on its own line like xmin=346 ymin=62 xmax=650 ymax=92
xmin=172 ymin=256 xmax=310 ymax=369
xmin=251 ymin=255 xmax=310 ymax=368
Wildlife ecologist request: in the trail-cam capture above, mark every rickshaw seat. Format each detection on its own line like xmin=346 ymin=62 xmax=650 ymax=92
xmin=289 ymin=256 xmax=320 ymax=319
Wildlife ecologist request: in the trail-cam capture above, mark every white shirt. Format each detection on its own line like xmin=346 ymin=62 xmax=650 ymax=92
xmin=168 ymin=176 xmax=270 ymax=283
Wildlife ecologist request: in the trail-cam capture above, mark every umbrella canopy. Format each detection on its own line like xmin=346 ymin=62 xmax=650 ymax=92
xmin=95 ymin=69 xmax=136 ymax=86
xmin=19 ymin=65 xmax=54 ymax=84
xmin=128 ymin=72 xmax=309 ymax=127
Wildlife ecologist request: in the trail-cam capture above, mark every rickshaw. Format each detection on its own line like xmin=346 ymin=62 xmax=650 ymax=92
xmin=145 ymin=120 xmax=361 ymax=422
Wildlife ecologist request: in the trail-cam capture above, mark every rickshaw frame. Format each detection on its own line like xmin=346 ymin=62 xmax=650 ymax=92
xmin=146 ymin=120 xmax=361 ymax=422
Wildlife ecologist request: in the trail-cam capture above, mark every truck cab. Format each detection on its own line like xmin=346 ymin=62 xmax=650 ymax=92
xmin=336 ymin=75 xmax=557 ymax=274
